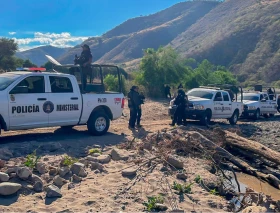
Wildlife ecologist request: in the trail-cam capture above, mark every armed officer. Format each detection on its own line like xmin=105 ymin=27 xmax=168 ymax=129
xmin=74 ymin=44 xmax=93 ymax=90
xmin=128 ymin=86 xmax=141 ymax=129
xmin=171 ymin=89 xmax=187 ymax=126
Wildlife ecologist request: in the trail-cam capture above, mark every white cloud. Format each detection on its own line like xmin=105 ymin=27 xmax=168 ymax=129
xmin=9 ymin=32 xmax=16 ymax=35
xmin=13 ymin=32 xmax=91 ymax=51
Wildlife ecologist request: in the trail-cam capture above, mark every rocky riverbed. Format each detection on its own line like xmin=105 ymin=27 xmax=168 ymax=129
xmin=0 ymin=99 xmax=279 ymax=212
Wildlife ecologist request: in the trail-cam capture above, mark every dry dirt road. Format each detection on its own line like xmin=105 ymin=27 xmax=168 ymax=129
xmin=1 ymin=98 xmax=280 ymax=156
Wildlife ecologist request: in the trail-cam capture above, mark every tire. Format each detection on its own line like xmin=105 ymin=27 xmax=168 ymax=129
xmin=269 ymin=113 xmax=275 ymax=117
xmin=200 ymin=110 xmax=212 ymax=126
xmin=87 ymin=111 xmax=110 ymax=136
xmin=229 ymin=110 xmax=239 ymax=125
xmin=263 ymin=114 xmax=269 ymax=118
xmin=253 ymin=109 xmax=260 ymax=120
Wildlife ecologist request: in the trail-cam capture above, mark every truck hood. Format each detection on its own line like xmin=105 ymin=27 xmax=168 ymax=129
xmin=243 ymin=100 xmax=258 ymax=105
xmin=188 ymin=96 xmax=211 ymax=103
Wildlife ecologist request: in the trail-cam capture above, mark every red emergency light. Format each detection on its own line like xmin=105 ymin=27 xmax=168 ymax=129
xmin=28 ymin=67 xmax=46 ymax=71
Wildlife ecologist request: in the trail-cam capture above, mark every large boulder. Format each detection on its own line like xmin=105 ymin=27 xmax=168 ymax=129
xmin=111 ymin=148 xmax=129 ymax=161
xmin=97 ymin=155 xmax=111 ymax=164
xmin=70 ymin=163 xmax=87 ymax=177
xmin=53 ymin=175 xmax=67 ymax=187
xmin=72 ymin=174 xmax=82 ymax=182
xmin=155 ymin=203 xmax=168 ymax=211
xmin=90 ymin=162 xmax=104 ymax=171
xmin=86 ymin=156 xmax=98 ymax=162
xmin=36 ymin=162 xmax=48 ymax=174
xmin=0 ymin=148 xmax=13 ymax=160
xmin=59 ymin=167 xmax=70 ymax=177
xmin=33 ymin=181 xmax=43 ymax=192
xmin=0 ymin=172 xmax=9 ymax=182
xmin=46 ymin=185 xmax=62 ymax=198
xmin=0 ymin=182 xmax=21 ymax=195
xmin=122 ymin=168 xmax=137 ymax=177
xmin=30 ymin=174 xmax=43 ymax=184
xmin=167 ymin=155 xmax=184 ymax=169
xmin=17 ymin=167 xmax=32 ymax=180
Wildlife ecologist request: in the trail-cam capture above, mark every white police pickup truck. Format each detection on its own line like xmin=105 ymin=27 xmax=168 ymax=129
xmin=238 ymin=92 xmax=277 ymax=119
xmin=169 ymin=86 xmax=243 ymax=125
xmin=0 ymin=62 xmax=125 ymax=136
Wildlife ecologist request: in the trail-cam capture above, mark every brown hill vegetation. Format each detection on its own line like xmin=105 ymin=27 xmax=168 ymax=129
xmin=171 ymin=0 xmax=280 ymax=84
xmin=58 ymin=1 xmax=219 ymax=64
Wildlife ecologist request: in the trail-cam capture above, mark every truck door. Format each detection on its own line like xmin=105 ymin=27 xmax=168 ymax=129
xmin=47 ymin=75 xmax=82 ymax=126
xmin=8 ymin=75 xmax=49 ymax=130
xmin=260 ymin=94 xmax=268 ymax=113
xmin=213 ymin=92 xmax=223 ymax=118
xmin=222 ymin=92 xmax=232 ymax=117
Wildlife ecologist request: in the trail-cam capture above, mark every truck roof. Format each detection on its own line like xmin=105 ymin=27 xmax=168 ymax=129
xmin=190 ymin=88 xmax=224 ymax=93
xmin=2 ymin=71 xmax=70 ymax=77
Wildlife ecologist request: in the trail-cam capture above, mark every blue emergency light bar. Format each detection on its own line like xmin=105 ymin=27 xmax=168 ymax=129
xmin=16 ymin=67 xmax=46 ymax=71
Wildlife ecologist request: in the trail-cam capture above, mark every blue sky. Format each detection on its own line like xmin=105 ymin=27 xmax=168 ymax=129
xmin=0 ymin=0 xmax=184 ymax=51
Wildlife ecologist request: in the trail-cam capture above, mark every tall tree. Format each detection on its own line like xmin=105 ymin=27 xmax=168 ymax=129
xmin=0 ymin=38 xmax=19 ymax=70
xmin=23 ymin=59 xmax=37 ymax=68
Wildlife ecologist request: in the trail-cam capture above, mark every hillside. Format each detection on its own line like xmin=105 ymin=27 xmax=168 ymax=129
xmin=171 ymin=0 xmax=280 ymax=84
xmin=16 ymin=45 xmax=70 ymax=66
xmin=58 ymin=0 xmax=280 ymax=84
xmin=58 ymin=1 xmax=220 ymax=64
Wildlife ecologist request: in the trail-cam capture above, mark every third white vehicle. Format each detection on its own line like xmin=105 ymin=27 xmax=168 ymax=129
xmin=238 ymin=90 xmax=277 ymax=120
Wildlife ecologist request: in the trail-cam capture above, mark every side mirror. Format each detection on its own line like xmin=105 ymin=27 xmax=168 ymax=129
xmin=10 ymin=86 xmax=28 ymax=94
xmin=261 ymin=99 xmax=266 ymax=102
xmin=214 ymin=97 xmax=223 ymax=101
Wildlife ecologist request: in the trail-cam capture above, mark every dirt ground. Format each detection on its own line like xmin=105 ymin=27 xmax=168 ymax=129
xmin=0 ymin=99 xmax=280 ymax=212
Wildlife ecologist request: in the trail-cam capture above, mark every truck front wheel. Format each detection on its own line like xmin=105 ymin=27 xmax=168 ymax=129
xmin=87 ymin=112 xmax=110 ymax=136
xmin=229 ymin=110 xmax=239 ymax=125
xmin=253 ymin=109 xmax=260 ymax=120
xmin=200 ymin=110 xmax=211 ymax=126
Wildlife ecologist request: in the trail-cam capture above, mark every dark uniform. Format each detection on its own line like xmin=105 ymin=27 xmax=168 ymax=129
xmin=128 ymin=86 xmax=141 ymax=129
xmin=165 ymin=85 xmax=171 ymax=99
xmin=267 ymin=88 xmax=274 ymax=100
xmin=172 ymin=89 xmax=187 ymax=126
xmin=74 ymin=44 xmax=93 ymax=90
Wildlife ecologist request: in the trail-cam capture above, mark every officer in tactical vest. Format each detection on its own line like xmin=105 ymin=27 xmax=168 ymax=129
xmin=128 ymin=86 xmax=141 ymax=129
xmin=74 ymin=44 xmax=93 ymax=90
xmin=171 ymin=89 xmax=187 ymax=126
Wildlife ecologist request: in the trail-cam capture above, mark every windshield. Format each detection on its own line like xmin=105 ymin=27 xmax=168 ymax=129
xmin=187 ymin=90 xmax=213 ymax=99
xmin=238 ymin=95 xmax=259 ymax=101
xmin=0 ymin=74 xmax=19 ymax=91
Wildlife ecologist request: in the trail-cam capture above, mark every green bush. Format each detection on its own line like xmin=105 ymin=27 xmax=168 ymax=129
xmin=132 ymin=47 xmax=238 ymax=97
xmin=103 ymin=74 xmax=127 ymax=94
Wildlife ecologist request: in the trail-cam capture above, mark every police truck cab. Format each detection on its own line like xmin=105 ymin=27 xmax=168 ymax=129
xmin=0 ymin=56 xmax=125 ymax=137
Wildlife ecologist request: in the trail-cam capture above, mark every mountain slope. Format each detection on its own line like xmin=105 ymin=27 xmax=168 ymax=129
xmin=16 ymin=45 xmax=70 ymax=66
xmin=171 ymin=0 xmax=280 ymax=84
xmin=59 ymin=1 xmax=220 ymax=64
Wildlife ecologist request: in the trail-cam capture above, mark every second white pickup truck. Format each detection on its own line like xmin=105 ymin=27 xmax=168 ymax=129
xmin=169 ymin=86 xmax=243 ymax=125
xmin=0 ymin=58 xmax=125 ymax=137
xmin=238 ymin=92 xmax=277 ymax=119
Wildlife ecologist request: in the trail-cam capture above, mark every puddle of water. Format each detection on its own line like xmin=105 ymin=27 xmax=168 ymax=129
xmin=232 ymin=173 xmax=280 ymax=200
